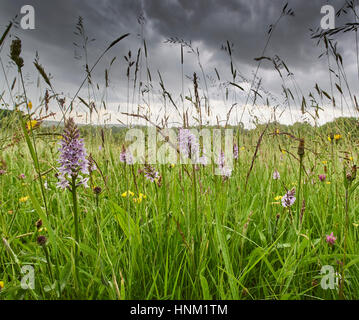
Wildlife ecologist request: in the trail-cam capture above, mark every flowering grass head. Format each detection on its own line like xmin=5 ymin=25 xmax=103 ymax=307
xmin=56 ymin=118 xmax=89 ymax=189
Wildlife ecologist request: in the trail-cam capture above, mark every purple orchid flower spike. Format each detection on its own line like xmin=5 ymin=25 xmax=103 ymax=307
xmin=281 ymin=188 xmax=296 ymax=208
xmin=56 ymin=118 xmax=89 ymax=189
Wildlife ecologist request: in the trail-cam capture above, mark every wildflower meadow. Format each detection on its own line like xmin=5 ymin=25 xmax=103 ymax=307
xmin=1 ymin=1 xmax=359 ymax=301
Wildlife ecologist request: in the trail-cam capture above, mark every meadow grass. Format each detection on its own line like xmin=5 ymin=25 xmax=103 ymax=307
xmin=1 ymin=120 xmax=359 ymax=300
xmin=2 ymin=2 xmax=359 ymax=300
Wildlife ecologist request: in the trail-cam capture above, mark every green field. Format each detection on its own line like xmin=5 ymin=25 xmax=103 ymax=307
xmin=1 ymin=115 xmax=359 ymax=300
xmin=1 ymin=2 xmax=359 ymax=300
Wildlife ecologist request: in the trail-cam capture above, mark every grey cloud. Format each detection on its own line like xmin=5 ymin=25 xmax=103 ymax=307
xmin=0 ymin=0 xmax=357 ymax=125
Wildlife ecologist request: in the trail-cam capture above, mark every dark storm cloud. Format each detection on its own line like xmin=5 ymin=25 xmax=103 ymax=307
xmin=0 ymin=0 xmax=356 ymax=124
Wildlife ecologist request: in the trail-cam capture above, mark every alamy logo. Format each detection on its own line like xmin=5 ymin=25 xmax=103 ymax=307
xmin=320 ymin=5 xmax=359 ymax=30
xmin=320 ymin=265 xmax=338 ymax=290
xmin=123 ymin=128 xmax=234 ymax=176
xmin=20 ymin=265 xmax=35 ymax=290
xmin=320 ymin=265 xmax=351 ymax=290
xmin=320 ymin=5 xmax=335 ymax=30
xmin=20 ymin=5 xmax=35 ymax=30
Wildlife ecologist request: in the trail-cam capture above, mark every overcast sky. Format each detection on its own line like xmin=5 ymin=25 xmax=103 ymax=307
xmin=0 ymin=0 xmax=358 ymax=127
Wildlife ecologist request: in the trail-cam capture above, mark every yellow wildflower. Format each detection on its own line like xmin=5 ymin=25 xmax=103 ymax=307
xmin=275 ymin=129 xmax=280 ymax=135
xmin=27 ymin=101 xmax=32 ymax=110
xmin=274 ymin=196 xmax=282 ymax=201
xmin=170 ymin=163 xmax=175 ymax=168
xmin=349 ymin=156 xmax=353 ymax=161
xmin=121 ymin=190 xmax=134 ymax=197
xmin=328 ymin=136 xmax=332 ymax=142
xmin=241 ymin=147 xmax=245 ymax=151
xmin=133 ymin=193 xmax=147 ymax=204
xmin=322 ymin=161 xmax=327 ymax=165
xmin=326 ymin=181 xmax=331 ymax=185
xmin=133 ymin=197 xmax=142 ymax=204
xmin=0 ymin=281 xmax=4 ymax=290
xmin=19 ymin=196 xmax=29 ymax=203
xmin=334 ymin=134 xmax=342 ymax=140
xmin=26 ymin=120 xmax=38 ymax=130
xmin=281 ymin=150 xmax=286 ymax=154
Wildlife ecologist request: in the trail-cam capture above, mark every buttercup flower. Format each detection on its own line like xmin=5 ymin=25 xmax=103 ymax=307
xmin=121 ymin=190 xmax=134 ymax=197
xmin=334 ymin=134 xmax=342 ymax=141
xmin=133 ymin=193 xmax=146 ymax=204
xmin=26 ymin=120 xmax=38 ymax=130
xmin=19 ymin=196 xmax=29 ymax=203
